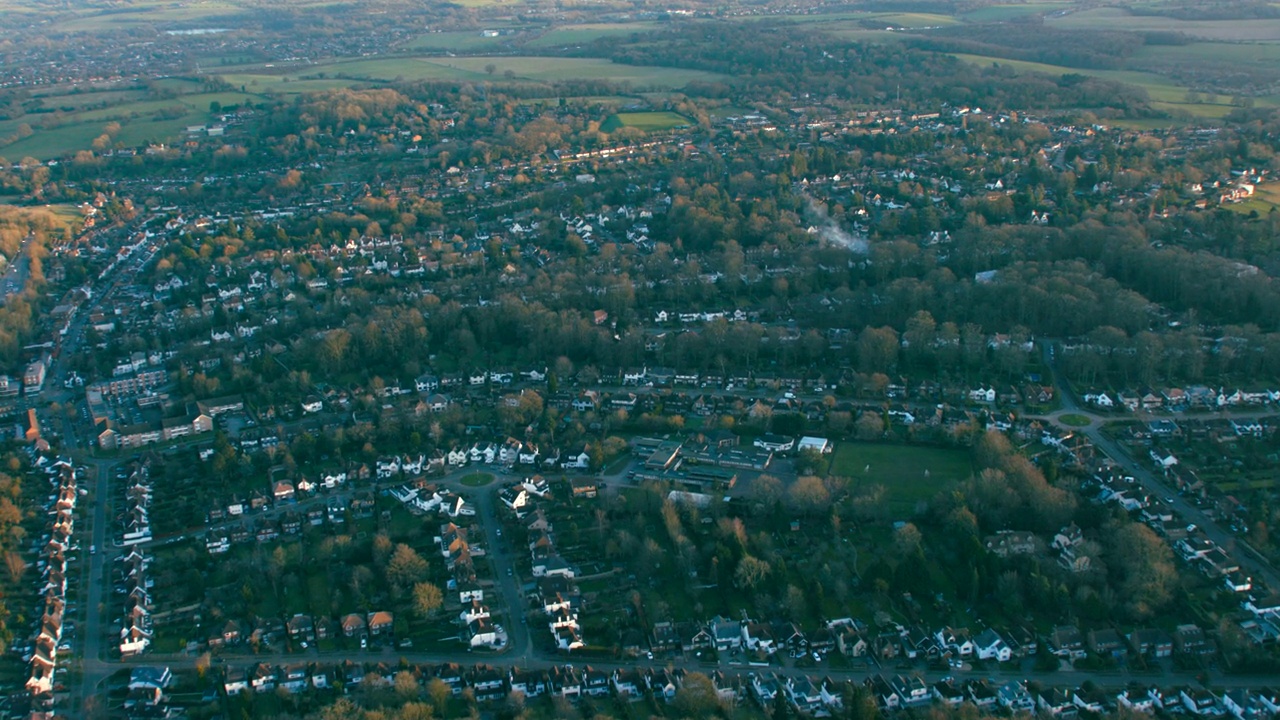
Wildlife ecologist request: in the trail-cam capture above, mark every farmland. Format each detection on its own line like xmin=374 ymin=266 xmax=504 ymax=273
xmin=525 ymin=22 xmax=661 ymax=49
xmin=1047 ymin=7 xmax=1280 ymax=42
xmin=951 ymin=53 xmax=1275 ymax=118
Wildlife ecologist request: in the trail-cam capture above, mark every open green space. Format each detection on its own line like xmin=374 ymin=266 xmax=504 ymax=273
xmin=460 ymin=472 xmax=494 ymax=487
xmin=600 ymin=110 xmax=691 ymax=132
xmin=526 ymin=22 xmax=660 ymax=48
xmin=950 ymin=53 xmax=1270 ymax=117
xmin=960 ymin=2 xmax=1071 ymax=22
xmin=830 ymin=442 xmax=973 ymax=511
xmin=1048 ymin=7 xmax=1280 ymax=42
xmin=1059 ymin=413 xmax=1092 ymax=427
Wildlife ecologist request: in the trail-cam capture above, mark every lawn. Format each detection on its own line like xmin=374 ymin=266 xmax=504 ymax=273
xmin=600 ymin=111 xmax=692 ymax=132
xmin=1059 ymin=413 xmax=1092 ymax=427
xmin=830 ymin=442 xmax=973 ymax=510
xmin=460 ymin=472 xmax=494 ymax=487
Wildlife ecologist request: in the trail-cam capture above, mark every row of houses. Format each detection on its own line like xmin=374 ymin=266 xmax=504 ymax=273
xmin=210 ymin=610 xmax=393 ymax=654
xmin=24 ymin=461 xmax=78 ymax=697
xmin=117 ymin=548 xmax=154 ymax=657
xmin=433 ymin=522 xmax=498 ymax=649
xmin=1083 ymin=387 xmax=1280 ymax=412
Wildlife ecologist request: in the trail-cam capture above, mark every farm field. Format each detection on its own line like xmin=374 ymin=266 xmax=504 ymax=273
xmin=525 ymin=22 xmax=660 ymax=48
xmin=951 ymin=53 xmax=1275 ymax=117
xmin=217 ymin=55 xmax=726 ymax=91
xmin=960 ymin=2 xmax=1071 ymax=22
xmin=829 ymin=442 xmax=973 ymax=512
xmin=1047 ymin=7 xmax=1280 ymax=41
xmin=600 ymin=111 xmax=691 ymax=132
xmin=0 ymin=88 xmax=263 ymax=160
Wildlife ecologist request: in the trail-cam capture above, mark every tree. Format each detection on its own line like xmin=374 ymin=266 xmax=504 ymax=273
xmin=749 ymin=474 xmax=784 ymax=507
xmin=674 ymin=672 xmax=721 ymax=717
xmin=427 ymin=677 xmax=451 ymax=710
xmin=787 ymin=475 xmax=831 ymax=515
xmin=386 ymin=543 xmax=429 ymax=594
xmin=854 ymin=411 xmax=884 ymax=440
xmin=735 ymin=554 xmax=771 ymax=588
xmin=395 ymin=670 xmax=420 ymax=700
xmin=413 ymin=581 xmax=443 ymax=618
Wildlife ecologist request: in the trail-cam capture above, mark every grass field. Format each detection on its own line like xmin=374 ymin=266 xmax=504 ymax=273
xmin=960 ymin=2 xmax=1070 ymax=22
xmin=1048 ymin=7 xmax=1280 ymax=42
xmin=830 ymin=442 xmax=973 ymax=511
xmin=1059 ymin=413 xmax=1092 ymax=427
xmin=951 ymin=53 xmax=1261 ymax=117
xmin=600 ymin=111 xmax=691 ymax=132
xmin=526 ymin=23 xmax=660 ymax=48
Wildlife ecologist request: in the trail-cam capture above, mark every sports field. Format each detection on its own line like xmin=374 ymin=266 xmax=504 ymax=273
xmin=830 ymin=443 xmax=973 ymax=509
xmin=600 ymin=111 xmax=691 ymax=133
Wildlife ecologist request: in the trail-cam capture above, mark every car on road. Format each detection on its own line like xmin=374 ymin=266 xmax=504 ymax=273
xmin=506 ymin=567 xmax=513 ymax=576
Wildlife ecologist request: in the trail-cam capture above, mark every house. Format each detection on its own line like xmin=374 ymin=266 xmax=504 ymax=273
xmin=837 ymin=626 xmax=868 ymax=657
xmin=1173 ymin=623 xmax=1212 ymax=655
xmin=223 ymin=667 xmax=249 ymax=695
xmin=1038 ymin=688 xmax=1077 ymax=716
xmin=890 ymin=674 xmax=930 ymax=706
xmin=1117 ymin=684 xmax=1159 ymax=713
xmin=1088 ymin=628 xmax=1127 ymax=659
xmin=340 ymin=614 xmax=366 ymax=638
xmin=984 ymin=530 xmax=1038 ymax=558
xmin=742 ymin=622 xmax=776 ymax=654
xmin=935 ymin=626 xmax=975 ymax=657
xmin=1051 ymin=625 xmax=1087 ymax=660
xmin=933 ymin=679 xmax=966 ymax=706
xmin=973 ymin=628 xmax=1012 ymax=662
xmin=710 ymin=616 xmax=742 ymax=651
xmin=1128 ymin=628 xmax=1173 ymax=658
xmin=1181 ymin=687 xmax=1222 ymax=716
xmin=966 ymin=680 xmax=999 ymax=709
xmin=787 ymin=675 xmax=824 ymax=714
xmin=612 ymin=668 xmax=644 ymax=699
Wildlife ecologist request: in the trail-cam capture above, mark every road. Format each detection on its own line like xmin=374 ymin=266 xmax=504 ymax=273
xmin=1041 ymin=342 xmax=1280 ymax=592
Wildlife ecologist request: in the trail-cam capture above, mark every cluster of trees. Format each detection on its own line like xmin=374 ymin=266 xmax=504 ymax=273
xmin=0 ymin=463 xmax=27 ymax=651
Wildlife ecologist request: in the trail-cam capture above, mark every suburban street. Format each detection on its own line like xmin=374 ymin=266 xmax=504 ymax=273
xmin=34 ymin=336 xmax=1280 ymax=711
xmin=1042 ymin=342 xmax=1280 ymax=592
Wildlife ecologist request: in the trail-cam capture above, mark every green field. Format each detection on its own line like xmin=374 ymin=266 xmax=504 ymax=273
xmin=960 ymin=2 xmax=1070 ymax=22
xmin=830 ymin=443 xmax=973 ymax=510
xmin=1048 ymin=7 xmax=1280 ymax=41
xmin=526 ymin=23 xmax=660 ymax=48
xmin=951 ymin=53 xmax=1264 ymax=117
xmin=600 ymin=111 xmax=691 ymax=132
xmin=217 ymin=55 xmax=726 ymax=93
